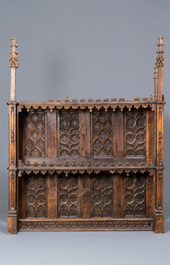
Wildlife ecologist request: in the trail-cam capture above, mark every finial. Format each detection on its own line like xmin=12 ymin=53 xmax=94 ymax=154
xmin=156 ymin=37 xmax=164 ymax=68
xmin=9 ymin=37 xmax=19 ymax=68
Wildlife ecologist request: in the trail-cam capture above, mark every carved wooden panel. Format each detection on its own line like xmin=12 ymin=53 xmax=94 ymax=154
xmin=25 ymin=111 xmax=45 ymax=157
xmin=92 ymin=111 xmax=113 ymax=156
xmin=91 ymin=174 xmax=113 ymax=217
xmin=59 ymin=111 xmax=80 ymax=157
xmin=124 ymin=174 xmax=146 ymax=216
xmin=124 ymin=109 xmax=146 ymax=157
xmin=25 ymin=175 xmax=47 ymax=218
xmin=58 ymin=175 xmax=79 ymax=217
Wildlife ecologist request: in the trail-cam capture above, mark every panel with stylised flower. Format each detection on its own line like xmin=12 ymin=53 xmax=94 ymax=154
xmin=59 ymin=111 xmax=80 ymax=157
xmin=124 ymin=109 xmax=146 ymax=157
xmin=92 ymin=111 xmax=113 ymax=156
xmin=124 ymin=174 xmax=146 ymax=216
xmin=25 ymin=174 xmax=46 ymax=218
xmin=91 ymin=174 xmax=113 ymax=217
xmin=58 ymin=175 xmax=79 ymax=217
xmin=25 ymin=111 xmax=45 ymax=157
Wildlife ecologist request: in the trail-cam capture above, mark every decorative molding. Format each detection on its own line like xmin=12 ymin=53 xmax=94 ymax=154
xmin=18 ymin=218 xmax=153 ymax=231
xmin=17 ymin=99 xmax=157 ymax=113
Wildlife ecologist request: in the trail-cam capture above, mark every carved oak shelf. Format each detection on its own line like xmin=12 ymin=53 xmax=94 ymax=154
xmin=8 ymin=37 xmax=165 ymax=234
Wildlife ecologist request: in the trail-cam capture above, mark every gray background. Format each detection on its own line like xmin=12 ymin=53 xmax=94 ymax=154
xmin=0 ymin=0 xmax=170 ymax=264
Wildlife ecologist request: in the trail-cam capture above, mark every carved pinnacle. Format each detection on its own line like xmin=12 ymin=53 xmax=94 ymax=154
xmin=9 ymin=38 xmax=19 ymax=68
xmin=156 ymin=37 xmax=164 ymax=68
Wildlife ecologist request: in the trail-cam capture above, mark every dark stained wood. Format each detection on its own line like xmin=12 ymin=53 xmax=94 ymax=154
xmin=146 ymin=110 xmax=155 ymax=165
xmin=146 ymin=174 xmax=155 ymax=218
xmin=80 ymin=111 xmax=91 ymax=157
xmin=47 ymin=174 xmax=57 ymax=218
xmin=46 ymin=111 xmax=57 ymax=157
xmin=78 ymin=174 xmax=91 ymax=218
xmin=113 ymin=174 xmax=124 ymax=218
xmin=113 ymin=111 xmax=123 ymax=157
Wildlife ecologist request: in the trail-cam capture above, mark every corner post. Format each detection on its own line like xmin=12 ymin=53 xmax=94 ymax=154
xmin=8 ymin=38 xmax=19 ymax=234
xmin=154 ymin=37 xmax=165 ymax=233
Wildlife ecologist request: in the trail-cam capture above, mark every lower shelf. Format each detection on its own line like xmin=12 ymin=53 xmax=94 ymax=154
xmin=18 ymin=218 xmax=153 ymax=232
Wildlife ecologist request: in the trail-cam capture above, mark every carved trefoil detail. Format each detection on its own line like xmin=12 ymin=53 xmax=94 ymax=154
xmin=124 ymin=174 xmax=146 ymax=216
xmin=59 ymin=111 xmax=80 ymax=157
xmin=92 ymin=111 xmax=113 ymax=156
xmin=25 ymin=175 xmax=47 ymax=218
xmin=124 ymin=110 xmax=146 ymax=157
xmin=25 ymin=111 xmax=45 ymax=157
xmin=58 ymin=175 xmax=79 ymax=217
xmin=91 ymin=174 xmax=113 ymax=217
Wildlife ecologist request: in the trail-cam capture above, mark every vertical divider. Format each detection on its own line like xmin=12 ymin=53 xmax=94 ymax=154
xmin=113 ymin=174 xmax=124 ymax=218
xmin=113 ymin=110 xmax=124 ymax=158
xmin=46 ymin=173 xmax=58 ymax=218
xmin=78 ymin=174 xmax=91 ymax=218
xmin=80 ymin=110 xmax=91 ymax=157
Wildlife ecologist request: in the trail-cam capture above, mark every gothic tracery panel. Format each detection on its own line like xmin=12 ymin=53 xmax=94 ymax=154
xmin=59 ymin=111 xmax=80 ymax=157
xmin=58 ymin=175 xmax=79 ymax=217
xmin=124 ymin=109 xmax=146 ymax=157
xmin=25 ymin=111 xmax=45 ymax=157
xmin=92 ymin=111 xmax=113 ymax=156
xmin=124 ymin=174 xmax=146 ymax=216
xmin=25 ymin=175 xmax=47 ymax=218
xmin=91 ymin=174 xmax=113 ymax=217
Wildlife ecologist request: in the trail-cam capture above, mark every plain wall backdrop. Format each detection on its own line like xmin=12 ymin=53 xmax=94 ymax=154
xmin=0 ymin=1 xmax=170 ymax=264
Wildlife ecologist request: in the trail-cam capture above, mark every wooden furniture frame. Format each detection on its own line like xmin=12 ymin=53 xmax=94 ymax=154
xmin=8 ymin=37 xmax=165 ymax=234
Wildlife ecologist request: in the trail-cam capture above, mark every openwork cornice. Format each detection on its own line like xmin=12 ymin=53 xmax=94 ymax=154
xmin=16 ymin=96 xmax=158 ymax=112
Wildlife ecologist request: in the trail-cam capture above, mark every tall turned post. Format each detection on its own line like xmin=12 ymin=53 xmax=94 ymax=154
xmin=154 ymin=37 xmax=165 ymax=233
xmin=8 ymin=38 xmax=19 ymax=234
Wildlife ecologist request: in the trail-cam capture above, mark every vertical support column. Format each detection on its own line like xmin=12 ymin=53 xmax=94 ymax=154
xmin=8 ymin=38 xmax=19 ymax=234
xmin=154 ymin=104 xmax=165 ymax=233
xmin=154 ymin=37 xmax=165 ymax=233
